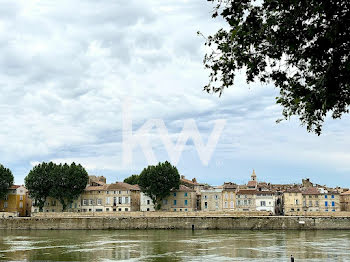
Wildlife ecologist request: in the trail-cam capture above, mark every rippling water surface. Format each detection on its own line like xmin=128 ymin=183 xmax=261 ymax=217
xmin=0 ymin=230 xmax=350 ymax=261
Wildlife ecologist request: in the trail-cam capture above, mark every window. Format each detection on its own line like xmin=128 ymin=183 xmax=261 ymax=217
xmin=316 ymin=201 xmax=319 ymax=206
xmin=96 ymin=209 xmax=103 ymax=212
xmin=184 ymin=193 xmax=188 ymax=197
xmin=174 ymin=192 xmax=177 ymax=197
xmin=325 ymin=201 xmax=328 ymax=207
xmin=204 ymin=202 xmax=208 ymax=209
xmin=20 ymin=195 xmax=23 ymax=201
xmin=185 ymin=208 xmax=188 ymax=211
xmin=244 ymin=200 xmax=247 ymax=205
xmin=4 ymin=195 xmax=8 ymax=200
xmin=174 ymin=208 xmax=176 ymax=211
xmin=230 ymin=201 xmax=234 ymax=208
xmin=106 ymin=208 xmax=109 ymax=211
xmin=325 ymin=195 xmax=328 ymax=199
xmin=4 ymin=202 xmax=8 ymax=208
xmin=224 ymin=202 xmax=228 ymax=208
xmin=332 ymin=201 xmax=335 ymax=207
xmin=215 ymin=202 xmax=219 ymax=209
xmin=215 ymin=195 xmax=218 ymax=200
xmin=118 ymin=197 xmax=122 ymax=204
xmin=295 ymin=200 xmax=299 ymax=205
xmin=106 ymin=197 xmax=110 ymax=205
xmin=97 ymin=199 xmax=102 ymax=205
xmin=184 ymin=200 xmax=188 ymax=206
xmin=225 ymin=193 xmax=228 ymax=200
xmin=89 ymin=199 xmax=93 ymax=205
xmin=163 ymin=199 xmax=168 ymax=205
xmin=260 ymin=201 xmax=266 ymax=207
xmin=331 ymin=195 xmax=334 ymax=199
xmin=309 ymin=200 xmax=312 ymax=206
xmin=204 ymin=195 xmax=208 ymax=199
xmin=174 ymin=200 xmax=177 ymax=205
xmin=125 ymin=208 xmax=129 ymax=211
xmin=147 ymin=200 xmax=150 ymax=205
xmin=237 ymin=200 xmax=241 ymax=206
xmin=118 ymin=208 xmax=122 ymax=211
xmin=106 ymin=191 xmax=109 ymax=194
xmin=83 ymin=199 xmax=88 ymax=206
xmin=125 ymin=197 xmax=129 ymax=204
xmin=74 ymin=203 xmax=77 ymax=208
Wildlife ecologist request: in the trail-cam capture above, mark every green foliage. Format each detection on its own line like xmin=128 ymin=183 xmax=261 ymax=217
xmin=0 ymin=164 xmax=14 ymax=200
xmin=25 ymin=162 xmax=55 ymax=210
xmin=49 ymin=163 xmax=89 ymax=211
xmin=139 ymin=161 xmax=180 ymax=210
xmin=123 ymin=174 xmax=140 ymax=185
xmin=203 ymin=0 xmax=350 ymax=135
xmin=25 ymin=162 xmax=89 ymax=211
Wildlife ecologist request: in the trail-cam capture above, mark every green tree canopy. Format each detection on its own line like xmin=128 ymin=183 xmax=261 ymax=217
xmin=25 ymin=162 xmax=89 ymax=211
xmin=202 ymin=0 xmax=350 ymax=135
xmin=24 ymin=162 xmax=55 ymax=210
xmin=139 ymin=161 xmax=180 ymax=210
xmin=123 ymin=174 xmax=140 ymax=185
xmin=50 ymin=163 xmax=89 ymax=211
xmin=0 ymin=164 xmax=14 ymax=200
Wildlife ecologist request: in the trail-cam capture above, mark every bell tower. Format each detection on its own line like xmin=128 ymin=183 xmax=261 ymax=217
xmin=251 ymin=169 xmax=257 ymax=181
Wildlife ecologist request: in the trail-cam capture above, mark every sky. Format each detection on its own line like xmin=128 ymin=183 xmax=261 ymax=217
xmin=1 ymin=0 xmax=350 ymax=187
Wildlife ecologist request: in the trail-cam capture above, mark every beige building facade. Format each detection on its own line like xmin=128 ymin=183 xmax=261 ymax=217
xmin=235 ymin=190 xmax=256 ymax=212
xmin=283 ymin=188 xmax=303 ymax=215
xmin=201 ymin=187 xmax=223 ymax=211
xmin=222 ymin=183 xmax=237 ymax=211
xmin=161 ymin=185 xmax=196 ymax=212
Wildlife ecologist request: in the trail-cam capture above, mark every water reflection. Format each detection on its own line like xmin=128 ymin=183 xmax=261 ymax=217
xmin=0 ymin=230 xmax=349 ymax=261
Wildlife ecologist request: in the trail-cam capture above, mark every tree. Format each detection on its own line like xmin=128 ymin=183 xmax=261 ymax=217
xmin=138 ymin=161 xmax=180 ymax=210
xmin=0 ymin=164 xmax=14 ymax=200
xmin=202 ymin=0 xmax=350 ymax=135
xmin=25 ymin=162 xmax=89 ymax=211
xmin=123 ymin=174 xmax=140 ymax=185
xmin=25 ymin=162 xmax=56 ymax=210
xmin=50 ymin=163 xmax=89 ymax=211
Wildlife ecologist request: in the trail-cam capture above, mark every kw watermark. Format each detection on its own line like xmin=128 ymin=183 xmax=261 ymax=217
xmin=122 ymin=100 xmax=226 ymax=167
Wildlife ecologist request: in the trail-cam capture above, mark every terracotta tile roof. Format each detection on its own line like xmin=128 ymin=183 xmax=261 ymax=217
xmin=247 ymin=181 xmax=257 ymax=187
xmin=107 ymin=182 xmax=140 ymax=191
xmin=237 ymin=189 xmax=257 ymax=195
xmin=180 ymin=176 xmax=199 ymax=186
xmin=256 ymin=191 xmax=274 ymax=195
xmin=85 ymin=185 xmax=108 ymax=191
xmin=172 ymin=185 xmax=195 ymax=192
xmin=9 ymin=185 xmax=21 ymax=189
xmin=285 ymin=188 xmax=302 ymax=193
xmin=302 ymin=187 xmax=320 ymax=195
xmin=223 ymin=183 xmax=237 ymax=190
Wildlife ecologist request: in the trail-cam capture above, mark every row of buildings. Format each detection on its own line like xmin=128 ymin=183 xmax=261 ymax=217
xmin=1 ymin=171 xmax=350 ymax=216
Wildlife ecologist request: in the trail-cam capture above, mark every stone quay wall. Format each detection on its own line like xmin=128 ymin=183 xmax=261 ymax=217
xmin=1 ymin=216 xmax=350 ymax=230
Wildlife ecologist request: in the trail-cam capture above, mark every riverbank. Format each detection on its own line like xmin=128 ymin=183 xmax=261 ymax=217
xmin=1 ymin=216 xmax=350 ymax=230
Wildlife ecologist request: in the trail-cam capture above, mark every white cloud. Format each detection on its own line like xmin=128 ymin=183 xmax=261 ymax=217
xmin=0 ymin=0 xmax=349 ymax=186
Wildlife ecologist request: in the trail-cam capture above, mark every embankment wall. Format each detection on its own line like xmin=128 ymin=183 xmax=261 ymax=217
xmin=1 ymin=216 xmax=350 ymax=230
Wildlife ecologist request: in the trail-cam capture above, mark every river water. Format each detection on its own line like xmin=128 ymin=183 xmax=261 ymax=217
xmin=0 ymin=230 xmax=349 ymax=261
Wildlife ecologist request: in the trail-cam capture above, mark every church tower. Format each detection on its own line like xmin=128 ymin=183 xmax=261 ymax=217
xmin=251 ymin=169 xmax=257 ymax=181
